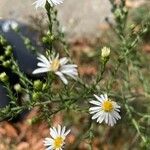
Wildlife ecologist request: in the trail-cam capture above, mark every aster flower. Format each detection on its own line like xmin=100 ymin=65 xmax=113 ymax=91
xmin=33 ymin=0 xmax=64 ymax=9
xmin=44 ymin=125 xmax=70 ymax=150
xmin=32 ymin=53 xmax=78 ymax=85
xmin=2 ymin=20 xmax=18 ymax=32
xmin=89 ymin=94 xmax=121 ymax=126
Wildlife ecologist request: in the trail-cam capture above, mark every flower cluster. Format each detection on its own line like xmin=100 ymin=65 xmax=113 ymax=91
xmin=32 ymin=1 xmax=122 ymax=150
xmin=44 ymin=94 xmax=121 ymax=149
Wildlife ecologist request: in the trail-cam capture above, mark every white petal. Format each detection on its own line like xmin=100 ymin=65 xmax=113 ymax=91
xmin=60 ymin=57 xmax=68 ymax=65
xmin=104 ymin=113 xmax=109 ymax=124
xmin=64 ymin=129 xmax=71 ymax=136
xmin=55 ymin=72 xmax=68 ymax=85
xmin=37 ymin=62 xmax=48 ymax=68
xmin=97 ymin=113 xmax=105 ymax=123
xmin=50 ymin=128 xmax=57 ymax=139
xmin=57 ymin=125 xmax=61 ymax=136
xmin=32 ymin=67 xmax=49 ymax=74
xmin=94 ymin=94 xmax=103 ymax=102
xmin=61 ymin=126 xmax=66 ymax=136
xmin=37 ymin=54 xmax=50 ymax=65
xmin=89 ymin=106 xmax=100 ymax=111
xmin=100 ymin=94 xmax=106 ymax=101
xmin=104 ymin=93 xmax=108 ymax=99
xmin=89 ymin=100 xmax=101 ymax=106
xmin=92 ymin=111 xmax=102 ymax=120
xmin=112 ymin=111 xmax=121 ymax=120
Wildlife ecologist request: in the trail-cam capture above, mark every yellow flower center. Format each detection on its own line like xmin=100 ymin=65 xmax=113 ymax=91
xmin=51 ymin=59 xmax=60 ymax=72
xmin=54 ymin=137 xmax=64 ymax=149
xmin=102 ymin=100 xmax=113 ymax=112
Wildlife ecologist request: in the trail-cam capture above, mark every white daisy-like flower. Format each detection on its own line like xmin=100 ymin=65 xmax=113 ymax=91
xmin=33 ymin=0 xmax=64 ymax=9
xmin=44 ymin=125 xmax=70 ymax=150
xmin=2 ymin=20 xmax=18 ymax=32
xmin=89 ymin=94 xmax=121 ymax=126
xmin=32 ymin=53 xmax=78 ymax=85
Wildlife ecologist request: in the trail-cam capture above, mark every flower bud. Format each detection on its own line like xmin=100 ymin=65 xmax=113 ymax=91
xmin=14 ymin=83 xmax=22 ymax=92
xmin=24 ymin=38 xmax=30 ymax=45
xmin=0 ymin=36 xmax=7 ymax=45
xmin=0 ymin=55 xmax=5 ymax=61
xmin=33 ymin=80 xmax=43 ymax=91
xmin=2 ymin=60 xmax=11 ymax=68
xmin=101 ymin=47 xmax=110 ymax=58
xmin=12 ymin=65 xmax=17 ymax=71
xmin=5 ymin=45 xmax=13 ymax=56
xmin=32 ymin=92 xmax=41 ymax=101
xmin=42 ymin=37 xmax=49 ymax=44
xmin=42 ymin=83 xmax=48 ymax=91
xmin=0 ymin=72 xmax=8 ymax=82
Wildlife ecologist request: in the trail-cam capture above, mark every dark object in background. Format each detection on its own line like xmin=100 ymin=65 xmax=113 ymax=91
xmin=0 ymin=20 xmax=43 ymax=122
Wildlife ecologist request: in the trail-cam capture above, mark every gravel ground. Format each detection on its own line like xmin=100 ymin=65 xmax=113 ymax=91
xmin=0 ymin=0 xmax=112 ymax=39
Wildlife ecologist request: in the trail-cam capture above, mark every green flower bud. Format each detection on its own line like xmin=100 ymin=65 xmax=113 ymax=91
xmin=50 ymin=35 xmax=55 ymax=41
xmin=32 ymin=92 xmax=41 ymax=101
xmin=0 ymin=36 xmax=7 ymax=45
xmin=3 ymin=60 xmax=11 ymax=67
xmin=114 ymin=8 xmax=122 ymax=19
xmin=14 ymin=83 xmax=22 ymax=92
xmin=33 ymin=80 xmax=43 ymax=91
xmin=42 ymin=83 xmax=48 ymax=91
xmin=42 ymin=37 xmax=49 ymax=44
xmin=47 ymin=31 xmax=51 ymax=36
xmin=123 ymin=7 xmax=128 ymax=14
xmin=5 ymin=45 xmax=13 ymax=56
xmin=24 ymin=38 xmax=30 ymax=45
xmin=2 ymin=60 xmax=11 ymax=68
xmin=12 ymin=65 xmax=17 ymax=71
xmin=0 ymin=72 xmax=8 ymax=82
xmin=0 ymin=55 xmax=5 ymax=61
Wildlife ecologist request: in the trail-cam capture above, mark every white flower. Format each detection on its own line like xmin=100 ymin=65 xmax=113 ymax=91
xmin=33 ymin=0 xmax=64 ymax=9
xmin=2 ymin=20 xmax=18 ymax=32
xmin=44 ymin=125 xmax=70 ymax=150
xmin=32 ymin=53 xmax=78 ymax=85
xmin=89 ymin=94 xmax=121 ymax=126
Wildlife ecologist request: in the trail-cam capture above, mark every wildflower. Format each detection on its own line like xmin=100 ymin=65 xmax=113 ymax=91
xmin=44 ymin=125 xmax=70 ymax=150
xmin=2 ymin=20 xmax=18 ymax=32
xmin=32 ymin=53 xmax=78 ymax=85
xmin=89 ymin=94 xmax=121 ymax=126
xmin=101 ymin=47 xmax=110 ymax=59
xmin=33 ymin=0 xmax=63 ymax=9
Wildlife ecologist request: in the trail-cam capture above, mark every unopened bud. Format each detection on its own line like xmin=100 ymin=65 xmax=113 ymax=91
xmin=0 ymin=72 xmax=8 ymax=82
xmin=42 ymin=37 xmax=49 ymax=43
xmin=42 ymin=83 xmax=48 ymax=91
xmin=14 ymin=83 xmax=22 ymax=92
xmin=0 ymin=36 xmax=7 ymax=45
xmin=32 ymin=92 xmax=41 ymax=101
xmin=101 ymin=47 xmax=110 ymax=58
xmin=2 ymin=60 xmax=11 ymax=68
xmin=33 ymin=80 xmax=43 ymax=91
xmin=24 ymin=38 xmax=30 ymax=45
xmin=5 ymin=45 xmax=13 ymax=56
xmin=0 ymin=55 xmax=5 ymax=61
